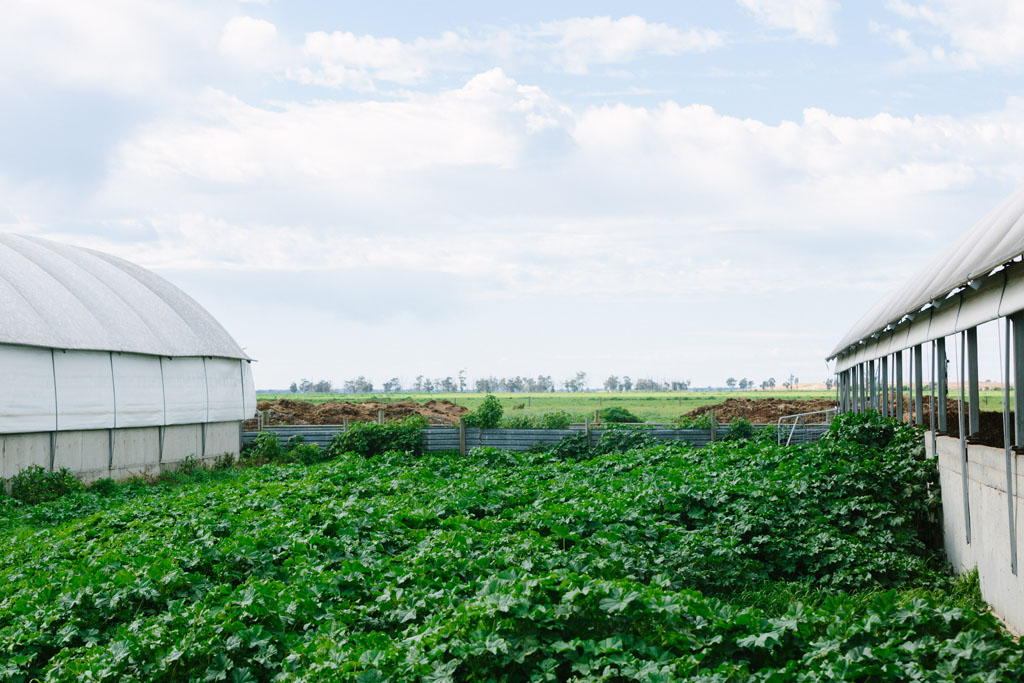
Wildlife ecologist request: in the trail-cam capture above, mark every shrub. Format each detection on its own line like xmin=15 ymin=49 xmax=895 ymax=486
xmin=499 ymin=415 xmax=537 ymax=429
xmin=212 ymin=452 xmax=236 ymax=470
xmin=594 ymin=424 xmax=656 ymax=454
xmin=286 ymin=443 xmax=330 ymax=465
xmin=89 ymin=477 xmax=118 ymax=497
xmin=463 ymin=394 xmax=503 ymax=428
xmin=674 ymin=413 xmax=713 ymax=429
xmin=328 ymin=416 xmax=426 ymax=458
xmin=538 ymin=410 xmax=572 ymax=429
xmin=824 ymin=410 xmax=898 ymax=450
xmin=723 ymin=417 xmax=757 ymax=441
xmin=599 ymin=406 xmax=640 ymax=423
xmin=548 ymin=431 xmax=592 ymax=461
xmin=9 ymin=465 xmax=83 ymax=505
xmin=242 ymin=430 xmax=284 ymax=463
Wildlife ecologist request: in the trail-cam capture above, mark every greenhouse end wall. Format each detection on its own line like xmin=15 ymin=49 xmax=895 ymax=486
xmin=0 ymin=421 xmax=242 ymax=482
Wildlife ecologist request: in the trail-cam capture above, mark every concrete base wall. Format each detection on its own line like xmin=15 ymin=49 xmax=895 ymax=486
xmin=0 ymin=421 xmax=241 ymax=483
xmin=929 ymin=433 xmax=1024 ymax=632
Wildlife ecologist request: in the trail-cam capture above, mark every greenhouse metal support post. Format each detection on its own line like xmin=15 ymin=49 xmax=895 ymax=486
xmin=1013 ymin=311 xmax=1024 ymax=449
xmin=914 ymin=344 xmax=924 ymax=426
xmin=958 ymin=330 xmax=972 ymax=544
xmin=869 ymin=359 xmax=877 ymax=412
xmin=896 ymin=351 xmax=904 ymax=421
xmin=881 ymin=356 xmax=889 ymax=417
xmin=967 ymin=327 xmax=980 ymax=438
xmin=1003 ymin=318 xmax=1018 ymax=575
xmin=937 ymin=337 xmax=948 ymax=433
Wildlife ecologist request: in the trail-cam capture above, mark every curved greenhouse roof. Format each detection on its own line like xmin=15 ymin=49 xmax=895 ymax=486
xmin=0 ymin=234 xmax=248 ymax=359
xmin=830 ymin=185 xmax=1024 ymax=363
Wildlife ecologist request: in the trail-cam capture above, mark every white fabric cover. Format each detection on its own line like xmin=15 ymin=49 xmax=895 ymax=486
xmin=832 ymin=184 xmax=1024 ymax=357
xmin=206 ymin=358 xmax=243 ymax=421
xmin=111 ymin=353 xmax=164 ymax=428
xmin=928 ymin=297 xmax=961 ymax=341
xmin=242 ymin=361 xmax=256 ymax=419
xmin=905 ymin=310 xmax=933 ymax=348
xmin=0 ymin=234 xmax=249 ymax=359
xmin=54 ymin=350 xmax=115 ymax=430
xmin=955 ymin=273 xmax=1005 ymax=332
xmin=162 ymin=357 xmax=208 ymax=425
xmin=998 ymin=263 xmax=1024 ymax=317
xmin=0 ymin=344 xmax=56 ymax=433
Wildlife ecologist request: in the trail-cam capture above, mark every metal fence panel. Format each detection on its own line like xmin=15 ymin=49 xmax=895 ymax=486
xmin=242 ymin=424 xmax=830 ymax=452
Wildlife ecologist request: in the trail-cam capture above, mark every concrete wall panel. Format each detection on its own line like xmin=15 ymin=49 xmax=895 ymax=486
xmin=205 ymin=420 xmax=241 ymax=457
xmin=931 ymin=434 xmax=1024 ymax=632
xmin=161 ymin=424 xmax=202 ymax=463
xmin=0 ymin=433 xmax=50 ymax=478
xmin=53 ymin=430 xmax=110 ymax=476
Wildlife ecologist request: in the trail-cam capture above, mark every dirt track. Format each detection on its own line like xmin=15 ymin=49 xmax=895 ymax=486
xmin=246 ymin=399 xmax=468 ymax=428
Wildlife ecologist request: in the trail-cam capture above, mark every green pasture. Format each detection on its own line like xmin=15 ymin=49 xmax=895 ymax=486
xmin=255 ymin=389 xmax=837 ymax=422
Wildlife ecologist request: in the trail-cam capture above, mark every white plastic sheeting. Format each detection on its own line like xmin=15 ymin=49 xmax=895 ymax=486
xmin=0 ymin=345 xmax=56 ymax=433
xmin=53 ymin=350 xmax=115 ymax=431
xmin=0 ymin=234 xmax=249 ymax=358
xmin=206 ymin=358 xmax=244 ymax=422
xmin=162 ymin=357 xmax=208 ymax=425
xmin=241 ymin=361 xmax=255 ymax=420
xmin=0 ymin=346 xmax=256 ymax=435
xmin=831 ymin=184 xmax=1024 ymax=358
xmin=111 ymin=354 xmax=164 ymax=428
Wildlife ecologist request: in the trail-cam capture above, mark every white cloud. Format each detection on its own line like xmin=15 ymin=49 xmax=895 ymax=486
xmin=91 ymin=70 xmax=1024 ymax=294
xmin=886 ymin=0 xmax=1024 ymax=68
xmin=534 ymin=16 xmax=725 ymax=74
xmin=736 ymin=0 xmax=839 ymax=44
xmin=296 ymin=29 xmax=467 ymax=88
xmin=0 ymin=0 xmax=219 ymax=95
xmin=219 ymin=16 xmax=281 ymax=69
xmin=290 ymin=16 xmax=724 ymax=89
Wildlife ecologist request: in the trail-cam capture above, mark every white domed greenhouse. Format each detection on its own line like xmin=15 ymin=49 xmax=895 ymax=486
xmin=0 ymin=234 xmax=256 ymax=481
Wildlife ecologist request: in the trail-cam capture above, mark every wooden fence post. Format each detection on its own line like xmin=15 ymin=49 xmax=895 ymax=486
xmin=378 ymin=410 xmax=384 ymax=425
xmin=459 ymin=418 xmax=466 ymax=457
xmin=710 ymin=412 xmax=717 ymax=442
xmin=585 ymin=417 xmax=592 ymax=447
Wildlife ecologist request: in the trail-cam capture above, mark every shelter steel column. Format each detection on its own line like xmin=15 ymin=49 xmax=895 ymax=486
xmin=1013 ymin=312 xmax=1024 ymax=449
xmin=860 ymin=363 xmax=868 ymax=412
xmin=957 ymin=330 xmax=972 ymax=544
xmin=921 ymin=344 xmax=929 ymax=423
xmin=881 ymin=356 xmax=889 ymax=417
xmin=936 ymin=337 xmax=948 ymax=433
xmin=896 ymin=351 xmax=904 ymax=421
xmin=869 ymin=359 xmax=877 ymax=412
xmin=1003 ymin=318 xmax=1018 ymax=574
xmin=851 ymin=366 xmax=860 ymax=413
xmin=967 ymin=327 xmax=981 ymax=437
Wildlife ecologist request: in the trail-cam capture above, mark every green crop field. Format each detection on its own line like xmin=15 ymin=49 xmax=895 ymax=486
xmin=255 ymin=390 xmax=838 ymax=422
xmin=1 ymin=414 xmax=1021 ymax=680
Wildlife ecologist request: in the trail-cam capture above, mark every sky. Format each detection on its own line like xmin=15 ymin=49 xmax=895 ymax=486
xmin=4 ymin=0 xmax=1024 ymax=391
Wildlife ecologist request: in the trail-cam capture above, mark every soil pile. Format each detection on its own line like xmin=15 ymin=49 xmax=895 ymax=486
xmin=892 ymin=397 xmax=1012 ymax=448
xmin=686 ymin=398 xmax=838 ymax=424
xmin=246 ymin=399 xmax=468 ymax=428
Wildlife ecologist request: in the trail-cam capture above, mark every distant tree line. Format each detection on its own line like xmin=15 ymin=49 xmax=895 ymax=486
xmin=286 ymin=370 xmax=820 ymax=394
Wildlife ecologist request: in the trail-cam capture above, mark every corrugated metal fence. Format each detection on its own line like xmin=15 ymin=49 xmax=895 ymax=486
xmin=243 ymin=424 xmax=831 ymax=452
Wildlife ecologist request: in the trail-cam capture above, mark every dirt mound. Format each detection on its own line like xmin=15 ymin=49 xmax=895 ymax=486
xmin=686 ymin=398 xmax=838 ymax=424
xmin=891 ymin=397 xmax=1012 ymax=448
xmin=246 ymin=399 xmax=468 ymax=428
